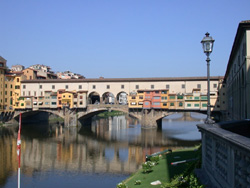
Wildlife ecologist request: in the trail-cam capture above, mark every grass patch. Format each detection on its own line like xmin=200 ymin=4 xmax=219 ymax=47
xmin=97 ymin=111 xmax=125 ymax=117
xmin=120 ymin=146 xmax=201 ymax=188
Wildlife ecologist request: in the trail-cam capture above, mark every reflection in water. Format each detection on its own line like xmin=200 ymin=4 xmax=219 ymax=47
xmin=0 ymin=112 xmax=202 ymax=188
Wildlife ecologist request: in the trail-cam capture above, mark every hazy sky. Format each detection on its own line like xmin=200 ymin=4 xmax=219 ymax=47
xmin=0 ymin=0 xmax=250 ymax=78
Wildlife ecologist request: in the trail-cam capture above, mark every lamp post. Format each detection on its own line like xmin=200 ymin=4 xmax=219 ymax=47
xmin=201 ymin=32 xmax=215 ymax=124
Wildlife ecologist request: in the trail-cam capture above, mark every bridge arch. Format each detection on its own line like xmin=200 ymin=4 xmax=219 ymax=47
xmin=13 ymin=109 xmax=65 ymax=122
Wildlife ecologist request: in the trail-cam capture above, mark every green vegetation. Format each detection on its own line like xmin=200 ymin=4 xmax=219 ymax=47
xmin=97 ymin=111 xmax=125 ymax=117
xmin=117 ymin=146 xmax=203 ymax=188
xmin=48 ymin=116 xmax=64 ymax=123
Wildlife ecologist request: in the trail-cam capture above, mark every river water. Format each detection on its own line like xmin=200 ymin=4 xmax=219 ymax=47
xmin=0 ymin=112 xmax=204 ymax=188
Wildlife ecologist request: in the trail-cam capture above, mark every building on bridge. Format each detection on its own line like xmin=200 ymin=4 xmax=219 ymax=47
xmin=16 ymin=76 xmax=226 ymax=113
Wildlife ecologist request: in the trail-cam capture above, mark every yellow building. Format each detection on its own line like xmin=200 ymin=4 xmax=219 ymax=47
xmin=176 ymin=94 xmax=185 ymax=110
xmin=0 ymin=57 xmax=7 ymax=112
xmin=4 ymin=74 xmax=15 ymax=111
xmin=160 ymin=90 xmax=168 ymax=109
xmin=128 ymin=91 xmax=144 ymax=108
xmin=168 ymin=93 xmax=177 ymax=109
xmin=12 ymin=73 xmax=26 ymax=109
xmin=61 ymin=91 xmax=74 ymax=108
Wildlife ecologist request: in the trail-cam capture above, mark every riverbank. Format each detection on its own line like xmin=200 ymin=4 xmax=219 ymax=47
xmin=118 ymin=146 xmax=203 ymax=188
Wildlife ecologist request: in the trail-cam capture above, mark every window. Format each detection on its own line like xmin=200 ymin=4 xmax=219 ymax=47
xmin=201 ymin=96 xmax=207 ymax=100
xmin=10 ymin=91 xmax=12 ymax=96
xmin=136 ymin=85 xmax=139 ymax=89
xmin=169 ymin=96 xmax=175 ymax=99
xmin=161 ymin=91 xmax=167 ymax=94
xmin=194 ymin=96 xmax=200 ymax=100
xmin=151 ymin=85 xmax=154 ymax=89
xmin=23 ymin=85 xmax=26 ymax=89
xmin=139 ymin=96 xmax=143 ymax=99
xmin=34 ymin=91 xmax=36 ymax=96
xmin=153 ymin=96 xmax=160 ymax=99
xmin=163 ymin=103 xmax=167 ymax=106
xmin=154 ymin=102 xmax=160 ymax=106
xmin=132 ymin=96 xmax=136 ymax=99
xmin=80 ymin=96 xmax=83 ymax=99
xmin=79 ymin=85 xmax=82 ymax=89
xmin=65 ymin=85 xmax=68 ymax=89
xmin=202 ymin=103 xmax=207 ymax=107
xmin=52 ymin=85 xmax=55 ymax=89
xmin=166 ymin=85 xmax=169 ymax=89
xmin=107 ymin=85 xmax=110 ymax=89
xmin=197 ymin=84 xmax=201 ymax=89
xmin=23 ymin=91 xmax=25 ymax=96
xmin=213 ymin=84 xmax=217 ymax=88
xmin=51 ymin=102 xmax=57 ymax=105
xmin=194 ymin=104 xmax=199 ymax=107
xmin=145 ymin=102 xmax=149 ymax=105
xmin=121 ymin=85 xmax=124 ymax=89
xmin=17 ymin=78 xmax=19 ymax=82
xmin=187 ymin=104 xmax=191 ymax=107
xmin=40 ymin=92 xmax=43 ymax=96
xmin=179 ymin=102 xmax=183 ymax=107
xmin=10 ymin=84 xmax=12 ymax=89
xmin=40 ymin=85 xmax=42 ymax=89
xmin=177 ymin=95 xmax=183 ymax=99
xmin=93 ymin=85 xmax=96 ymax=89
xmin=170 ymin=103 xmax=174 ymax=106
xmin=28 ymin=91 xmax=31 ymax=96
xmin=182 ymin=84 xmax=185 ymax=89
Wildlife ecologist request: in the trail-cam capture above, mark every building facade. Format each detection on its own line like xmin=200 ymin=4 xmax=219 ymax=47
xmin=224 ymin=20 xmax=250 ymax=120
xmin=0 ymin=57 xmax=7 ymax=112
xmin=19 ymin=76 xmax=224 ymax=112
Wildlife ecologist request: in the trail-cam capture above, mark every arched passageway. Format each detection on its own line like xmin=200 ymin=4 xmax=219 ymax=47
xmin=88 ymin=92 xmax=100 ymax=104
xmin=102 ymin=92 xmax=115 ymax=104
xmin=116 ymin=92 xmax=128 ymax=105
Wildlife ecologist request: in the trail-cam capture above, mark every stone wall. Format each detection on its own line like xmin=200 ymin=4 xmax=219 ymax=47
xmin=197 ymin=122 xmax=250 ymax=188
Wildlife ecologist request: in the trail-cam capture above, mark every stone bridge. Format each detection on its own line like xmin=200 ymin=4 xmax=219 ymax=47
xmin=12 ymin=104 xmax=174 ymax=128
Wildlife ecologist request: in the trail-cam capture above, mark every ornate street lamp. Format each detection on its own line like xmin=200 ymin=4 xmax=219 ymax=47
xmin=201 ymin=32 xmax=215 ymax=124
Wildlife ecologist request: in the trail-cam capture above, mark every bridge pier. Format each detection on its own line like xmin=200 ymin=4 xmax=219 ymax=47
xmin=141 ymin=109 xmax=158 ymax=129
xmin=64 ymin=108 xmax=78 ymax=127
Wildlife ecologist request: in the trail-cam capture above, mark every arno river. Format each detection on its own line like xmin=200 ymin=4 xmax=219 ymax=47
xmin=0 ymin=112 xmax=204 ymax=188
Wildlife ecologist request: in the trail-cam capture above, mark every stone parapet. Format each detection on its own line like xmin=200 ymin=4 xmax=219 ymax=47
xmin=197 ymin=122 xmax=250 ymax=188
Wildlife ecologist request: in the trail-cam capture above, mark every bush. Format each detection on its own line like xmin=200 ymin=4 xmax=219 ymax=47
xmin=134 ymin=180 xmax=142 ymax=185
xmin=116 ymin=182 xmax=128 ymax=188
xmin=142 ymin=161 xmax=154 ymax=173
xmin=150 ymin=155 xmax=160 ymax=164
